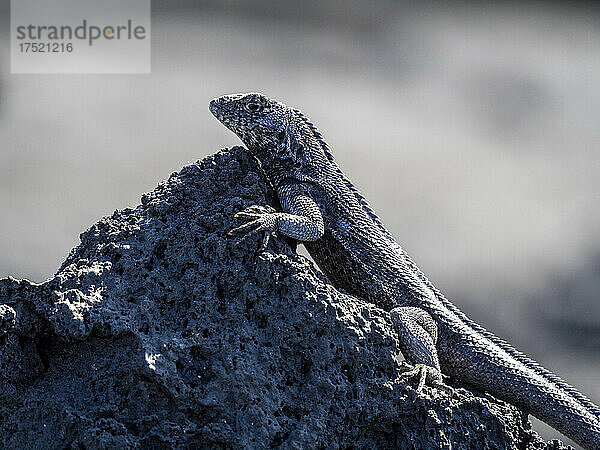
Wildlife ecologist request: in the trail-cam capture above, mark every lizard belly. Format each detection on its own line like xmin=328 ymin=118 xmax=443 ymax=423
xmin=303 ymin=227 xmax=417 ymax=312
xmin=304 ymin=230 xmax=377 ymax=302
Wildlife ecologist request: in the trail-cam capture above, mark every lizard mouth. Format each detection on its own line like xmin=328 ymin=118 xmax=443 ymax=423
xmin=209 ymin=99 xmax=222 ymax=118
xmin=209 ymin=99 xmax=231 ymax=127
xmin=209 ymin=98 xmax=242 ymax=137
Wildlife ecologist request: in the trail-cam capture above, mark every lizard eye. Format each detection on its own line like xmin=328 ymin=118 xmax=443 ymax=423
xmin=245 ymin=102 xmax=262 ymax=113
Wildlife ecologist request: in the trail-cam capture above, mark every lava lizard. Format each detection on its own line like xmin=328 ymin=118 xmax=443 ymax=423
xmin=209 ymin=92 xmax=600 ymax=449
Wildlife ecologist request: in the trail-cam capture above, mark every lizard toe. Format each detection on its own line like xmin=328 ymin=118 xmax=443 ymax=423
xmin=400 ymin=363 xmax=449 ymax=397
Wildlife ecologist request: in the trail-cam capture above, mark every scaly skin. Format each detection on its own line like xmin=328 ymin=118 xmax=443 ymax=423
xmin=210 ymin=92 xmax=600 ymax=449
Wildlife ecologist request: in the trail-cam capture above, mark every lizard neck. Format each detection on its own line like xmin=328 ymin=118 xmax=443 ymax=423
xmin=247 ymin=142 xmax=295 ymax=188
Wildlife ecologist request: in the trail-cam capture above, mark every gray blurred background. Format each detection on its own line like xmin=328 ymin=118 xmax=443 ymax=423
xmin=0 ymin=1 xmax=598 ymax=445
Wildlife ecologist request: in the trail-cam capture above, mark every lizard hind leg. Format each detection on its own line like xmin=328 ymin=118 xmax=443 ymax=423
xmin=391 ymin=306 xmax=452 ymax=397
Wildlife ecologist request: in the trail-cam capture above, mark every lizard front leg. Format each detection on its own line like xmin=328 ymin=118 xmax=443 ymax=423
xmin=391 ymin=306 xmax=452 ymax=396
xmin=229 ymin=181 xmax=324 ymax=251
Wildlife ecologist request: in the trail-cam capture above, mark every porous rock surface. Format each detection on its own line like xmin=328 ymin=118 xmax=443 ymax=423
xmin=0 ymin=147 xmax=568 ymax=449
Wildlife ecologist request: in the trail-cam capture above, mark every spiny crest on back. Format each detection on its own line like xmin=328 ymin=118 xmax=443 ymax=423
xmin=290 ymin=107 xmax=392 ymax=235
xmin=291 ymin=108 xmax=335 ymax=163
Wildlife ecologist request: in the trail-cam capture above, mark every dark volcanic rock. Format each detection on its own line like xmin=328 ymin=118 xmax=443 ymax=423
xmin=0 ymin=147 xmax=568 ymax=449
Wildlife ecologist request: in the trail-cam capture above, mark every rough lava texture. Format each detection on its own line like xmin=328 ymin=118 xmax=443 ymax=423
xmin=0 ymin=147 xmax=571 ymax=449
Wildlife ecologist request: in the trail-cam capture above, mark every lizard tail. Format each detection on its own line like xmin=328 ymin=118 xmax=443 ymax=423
xmin=387 ymin=243 xmax=600 ymax=420
xmin=433 ymin=284 xmax=600 ymax=418
xmin=395 ymin=246 xmax=600 ymax=447
xmin=436 ymin=314 xmax=600 ymax=449
xmin=402 ymin=254 xmax=600 ymax=448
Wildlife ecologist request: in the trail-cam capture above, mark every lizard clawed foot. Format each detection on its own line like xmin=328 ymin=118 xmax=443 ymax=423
xmin=400 ymin=362 xmax=454 ymax=398
xmin=228 ymin=205 xmax=279 ymax=252
xmin=391 ymin=307 xmax=453 ymax=398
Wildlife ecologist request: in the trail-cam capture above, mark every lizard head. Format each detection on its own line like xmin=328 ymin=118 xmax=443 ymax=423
xmin=209 ymin=92 xmax=287 ymax=152
xmin=210 ymin=92 xmax=334 ymax=185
